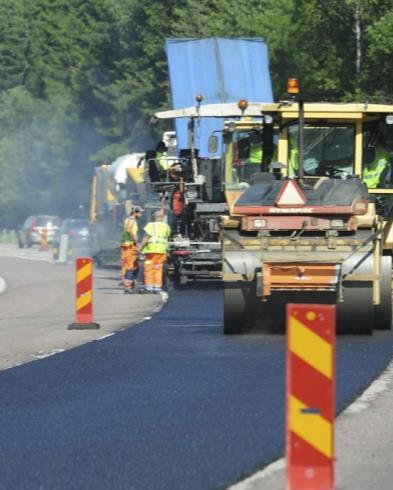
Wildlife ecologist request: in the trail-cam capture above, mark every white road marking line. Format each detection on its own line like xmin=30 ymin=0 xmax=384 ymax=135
xmin=228 ymin=459 xmax=285 ymax=489
xmin=96 ymin=333 xmax=115 ymax=340
xmin=345 ymin=359 xmax=393 ymax=414
xmin=34 ymin=349 xmax=65 ymax=359
xmin=0 ymin=277 xmax=6 ymax=294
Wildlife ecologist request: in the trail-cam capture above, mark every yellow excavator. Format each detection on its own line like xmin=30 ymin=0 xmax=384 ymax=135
xmin=219 ymin=79 xmax=393 ymax=334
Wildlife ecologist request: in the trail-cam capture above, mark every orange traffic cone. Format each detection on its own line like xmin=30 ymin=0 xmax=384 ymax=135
xmin=39 ymin=229 xmax=48 ymax=251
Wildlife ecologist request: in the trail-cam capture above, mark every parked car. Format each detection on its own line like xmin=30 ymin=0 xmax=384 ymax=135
xmin=52 ymin=219 xmax=90 ymax=261
xmin=17 ymin=215 xmax=62 ymax=248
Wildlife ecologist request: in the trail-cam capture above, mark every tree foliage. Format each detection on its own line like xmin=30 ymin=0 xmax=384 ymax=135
xmin=0 ymin=0 xmax=393 ymax=226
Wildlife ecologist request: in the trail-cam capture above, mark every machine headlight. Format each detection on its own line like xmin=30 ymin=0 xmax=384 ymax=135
xmin=254 ymin=219 xmax=267 ymax=228
xmin=186 ymin=190 xmax=198 ymax=199
xmin=330 ymin=219 xmax=344 ymax=228
xmin=264 ymin=114 xmax=274 ymax=124
xmin=386 ymin=115 xmax=393 ymax=125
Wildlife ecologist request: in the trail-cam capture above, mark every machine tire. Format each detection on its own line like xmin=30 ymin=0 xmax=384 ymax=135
xmin=374 ymin=256 xmax=392 ymax=330
xmin=337 ymin=254 xmax=374 ymax=334
xmin=224 ymin=281 xmax=255 ymax=335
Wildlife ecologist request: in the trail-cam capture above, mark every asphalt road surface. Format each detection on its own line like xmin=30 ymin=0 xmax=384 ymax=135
xmin=0 ymin=245 xmax=162 ymax=370
xmin=0 ymin=245 xmax=393 ymax=489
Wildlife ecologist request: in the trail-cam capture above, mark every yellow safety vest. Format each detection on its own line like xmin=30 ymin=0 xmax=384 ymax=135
xmin=363 ymin=148 xmax=389 ymax=188
xmin=122 ymin=218 xmax=138 ymax=243
xmin=289 ymin=147 xmax=298 ymax=176
xmin=157 ymin=152 xmax=169 ymax=170
xmin=142 ymin=221 xmax=171 ymax=254
xmin=249 ymin=143 xmax=263 ymax=164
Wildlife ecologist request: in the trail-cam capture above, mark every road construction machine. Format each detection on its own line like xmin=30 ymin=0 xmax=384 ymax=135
xmin=89 ymin=153 xmax=146 ymax=265
xmin=154 ymin=37 xmax=272 ymax=283
xmin=151 ymin=101 xmax=275 ymax=283
xmin=89 ymin=131 xmax=178 ymax=266
xmin=220 ymin=81 xmax=393 ymax=334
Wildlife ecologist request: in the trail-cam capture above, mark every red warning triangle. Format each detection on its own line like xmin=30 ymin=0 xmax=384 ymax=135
xmin=275 ymin=180 xmax=307 ymax=207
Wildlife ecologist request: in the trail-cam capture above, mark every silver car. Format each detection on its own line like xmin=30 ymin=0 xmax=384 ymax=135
xmin=17 ymin=215 xmax=62 ymax=248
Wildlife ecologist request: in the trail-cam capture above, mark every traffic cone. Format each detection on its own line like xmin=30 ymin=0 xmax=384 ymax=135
xmin=39 ymin=229 xmax=48 ymax=251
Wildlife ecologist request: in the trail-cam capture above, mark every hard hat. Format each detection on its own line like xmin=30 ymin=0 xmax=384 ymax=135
xmin=131 ymin=205 xmax=144 ymax=214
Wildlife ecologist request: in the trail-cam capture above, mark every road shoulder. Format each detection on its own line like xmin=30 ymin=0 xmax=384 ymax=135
xmin=0 ymin=247 xmax=164 ymax=370
xmin=229 ymin=359 xmax=393 ymax=490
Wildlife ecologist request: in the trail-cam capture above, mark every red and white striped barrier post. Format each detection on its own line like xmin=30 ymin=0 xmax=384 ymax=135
xmin=286 ymin=303 xmax=335 ymax=490
xmin=68 ymin=257 xmax=100 ymax=330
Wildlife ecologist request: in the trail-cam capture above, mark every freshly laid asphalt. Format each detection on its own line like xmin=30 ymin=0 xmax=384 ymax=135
xmin=0 ymin=280 xmax=393 ymax=489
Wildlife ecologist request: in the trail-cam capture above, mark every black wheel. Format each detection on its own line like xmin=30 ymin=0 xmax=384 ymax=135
xmin=337 ymin=254 xmax=374 ymax=334
xmin=374 ymin=256 xmax=392 ymax=330
xmin=224 ymin=281 xmax=256 ymax=335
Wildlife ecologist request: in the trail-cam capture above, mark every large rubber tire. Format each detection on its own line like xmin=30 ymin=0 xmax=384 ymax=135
xmin=374 ymin=256 xmax=392 ymax=330
xmin=223 ymin=281 xmax=255 ymax=335
xmin=337 ymin=254 xmax=374 ymax=334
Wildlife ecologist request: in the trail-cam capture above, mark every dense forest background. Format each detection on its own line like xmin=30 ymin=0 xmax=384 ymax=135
xmin=1 ymin=0 xmax=393 ymax=226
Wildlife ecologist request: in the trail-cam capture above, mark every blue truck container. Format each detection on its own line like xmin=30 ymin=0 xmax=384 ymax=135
xmin=165 ymin=37 xmax=273 ymax=157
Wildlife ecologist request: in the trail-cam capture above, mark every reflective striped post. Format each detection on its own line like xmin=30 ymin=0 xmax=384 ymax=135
xmin=39 ymin=229 xmax=48 ymax=251
xmin=68 ymin=258 xmax=100 ymax=330
xmin=286 ymin=304 xmax=335 ymax=490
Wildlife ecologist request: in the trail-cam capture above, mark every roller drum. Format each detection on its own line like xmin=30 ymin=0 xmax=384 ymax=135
xmin=374 ymin=256 xmax=392 ymax=330
xmin=337 ymin=254 xmax=374 ymax=334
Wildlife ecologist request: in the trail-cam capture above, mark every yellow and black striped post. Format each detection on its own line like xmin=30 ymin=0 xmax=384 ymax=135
xmin=286 ymin=303 xmax=335 ymax=490
xmin=68 ymin=258 xmax=100 ymax=330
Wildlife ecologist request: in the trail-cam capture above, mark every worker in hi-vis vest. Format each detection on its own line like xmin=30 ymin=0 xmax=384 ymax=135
xmin=138 ymin=210 xmax=171 ymax=293
xmin=363 ymin=145 xmax=390 ymax=188
xmin=155 ymin=141 xmax=170 ymax=171
xmin=121 ymin=205 xmax=144 ymax=293
xmin=242 ymin=132 xmax=278 ymax=180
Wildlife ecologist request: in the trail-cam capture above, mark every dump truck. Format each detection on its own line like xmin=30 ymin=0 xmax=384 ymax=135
xmin=219 ymin=82 xmax=393 ymax=334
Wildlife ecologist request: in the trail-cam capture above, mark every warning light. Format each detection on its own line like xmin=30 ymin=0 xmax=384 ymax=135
xmin=287 ymin=78 xmax=300 ymax=95
xmin=196 ymin=94 xmax=203 ymax=103
xmin=238 ymin=99 xmax=248 ymax=112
